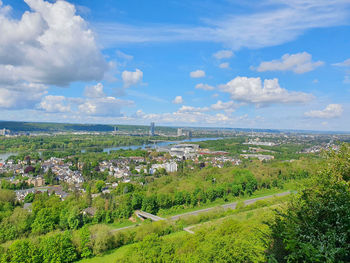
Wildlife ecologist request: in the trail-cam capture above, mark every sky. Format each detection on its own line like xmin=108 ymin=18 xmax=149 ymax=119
xmin=0 ymin=0 xmax=350 ymax=131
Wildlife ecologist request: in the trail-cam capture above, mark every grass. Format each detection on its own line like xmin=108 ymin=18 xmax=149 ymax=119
xmin=78 ymin=231 xmax=188 ymax=263
xmin=107 ymin=217 xmax=141 ymax=229
xmin=158 ymin=186 xmax=290 ymax=217
xmin=78 ymin=198 xmax=287 ymax=263
xmin=189 ymin=203 xmax=281 ymax=233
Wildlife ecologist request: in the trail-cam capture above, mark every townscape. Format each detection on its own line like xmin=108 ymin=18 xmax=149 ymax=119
xmin=1 ymin=0 xmax=350 ymax=262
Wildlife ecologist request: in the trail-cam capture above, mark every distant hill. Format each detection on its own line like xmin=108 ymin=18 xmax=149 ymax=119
xmin=0 ymin=121 xmax=114 ymax=132
xmin=0 ymin=121 xmax=176 ymax=133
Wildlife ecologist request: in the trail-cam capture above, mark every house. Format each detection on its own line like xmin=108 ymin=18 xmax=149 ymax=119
xmin=82 ymin=207 xmax=96 ymax=217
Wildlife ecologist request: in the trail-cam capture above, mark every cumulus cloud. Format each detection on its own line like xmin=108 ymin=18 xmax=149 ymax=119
xmin=173 ymin=96 xmax=184 ymax=104
xmin=178 ymin=105 xmax=209 ymax=113
xmin=219 ymin=62 xmax=230 ymax=69
xmin=122 ymin=69 xmax=143 ymax=87
xmin=0 ymin=83 xmax=47 ymax=109
xmin=220 ymin=76 xmax=313 ymax=106
xmin=195 ymin=83 xmax=214 ymax=90
xmin=0 ymin=0 xmax=107 ymax=85
xmin=130 ymin=107 xmax=248 ymax=125
xmin=78 ymin=97 xmax=134 ymax=117
xmin=190 ymin=70 xmax=205 ymax=78
xmin=84 ymin=83 xmax=105 ymax=98
xmin=38 ymin=95 xmax=71 ymax=113
xmin=305 ymin=104 xmax=343 ymax=119
xmin=0 ymin=0 xmax=108 ymax=110
xmin=210 ymin=100 xmax=238 ymax=111
xmin=213 ymin=50 xmax=234 ymax=59
xmin=255 ymin=52 xmax=324 ymax=74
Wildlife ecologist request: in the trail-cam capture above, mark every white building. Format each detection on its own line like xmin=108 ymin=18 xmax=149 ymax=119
xmin=170 ymin=144 xmax=199 ymax=159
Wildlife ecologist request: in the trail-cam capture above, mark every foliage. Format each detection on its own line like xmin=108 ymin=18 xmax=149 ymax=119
xmin=268 ymin=143 xmax=350 ymax=262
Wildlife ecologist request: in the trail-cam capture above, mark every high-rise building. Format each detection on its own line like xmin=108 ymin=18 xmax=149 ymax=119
xmin=112 ymin=126 xmax=118 ymax=135
xmin=188 ymin=130 xmax=192 ymax=139
xmin=150 ymin=122 xmax=155 ymax=136
xmin=177 ymin=128 xmax=183 ymax=137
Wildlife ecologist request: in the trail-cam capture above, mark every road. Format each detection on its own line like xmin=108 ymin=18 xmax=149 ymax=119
xmin=111 ymin=224 xmax=137 ymax=233
xmin=170 ymin=191 xmax=291 ymax=221
xmin=110 ymin=191 xmax=292 ymax=233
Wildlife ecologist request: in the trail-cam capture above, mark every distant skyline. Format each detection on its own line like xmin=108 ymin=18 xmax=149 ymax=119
xmin=0 ymin=0 xmax=350 ymax=131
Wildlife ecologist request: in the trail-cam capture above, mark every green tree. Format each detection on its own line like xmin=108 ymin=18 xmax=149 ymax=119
xmin=39 ymin=232 xmax=77 ymax=263
xmin=31 ymin=208 xmax=57 ymax=234
xmin=1 ymin=239 xmax=40 ymax=263
xmin=268 ymin=144 xmax=350 ymax=262
xmin=95 ymin=180 xmax=105 ymax=193
xmin=79 ymin=226 xmax=93 ymax=258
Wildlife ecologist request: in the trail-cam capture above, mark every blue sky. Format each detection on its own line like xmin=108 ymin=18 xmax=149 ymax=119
xmin=0 ymin=0 xmax=350 ymax=131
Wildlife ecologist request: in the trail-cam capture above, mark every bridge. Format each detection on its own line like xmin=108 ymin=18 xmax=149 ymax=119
xmin=135 ymin=210 xmax=165 ymax=221
xmin=148 ymin=140 xmax=169 ymax=143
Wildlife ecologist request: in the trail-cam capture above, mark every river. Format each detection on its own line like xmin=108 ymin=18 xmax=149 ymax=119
xmin=101 ymin=137 xmax=222 ymax=153
xmin=0 ymin=137 xmax=222 ymax=161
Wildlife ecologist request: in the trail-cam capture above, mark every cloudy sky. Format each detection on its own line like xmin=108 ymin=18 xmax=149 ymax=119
xmin=1 ymin=0 xmax=350 ymax=131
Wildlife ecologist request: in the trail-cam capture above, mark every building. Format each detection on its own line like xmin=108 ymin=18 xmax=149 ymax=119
xmin=187 ymin=130 xmax=192 ymax=139
xmin=112 ymin=126 xmax=118 ymax=135
xmin=27 ymin=176 xmax=45 ymax=187
xmin=240 ymin=154 xmax=275 ymax=161
xmin=150 ymin=122 xmax=155 ymax=136
xmin=177 ymin=128 xmax=183 ymax=137
xmin=0 ymin=128 xmax=10 ymax=136
xmin=150 ymin=162 xmax=178 ymax=174
xmin=170 ymin=144 xmax=199 ymax=159
xmin=164 ymin=162 xmax=178 ymax=173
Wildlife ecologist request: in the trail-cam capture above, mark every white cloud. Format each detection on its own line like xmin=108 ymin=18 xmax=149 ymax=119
xmin=38 ymin=95 xmax=70 ymax=113
xmin=129 ymin=107 xmax=250 ymax=126
xmin=332 ymin=58 xmax=350 ymax=67
xmin=219 ymin=62 xmax=230 ymax=69
xmin=190 ymin=70 xmax=205 ymax=78
xmin=210 ymin=100 xmax=238 ymax=111
xmin=178 ymin=105 xmax=209 ymax=113
xmin=95 ymin=1 xmax=350 ymax=51
xmin=220 ymin=76 xmax=313 ymax=106
xmin=255 ymin=52 xmax=324 ymax=74
xmin=0 ymin=0 xmax=107 ymax=86
xmin=0 ymin=83 xmax=47 ymax=109
xmin=122 ymin=69 xmax=143 ymax=87
xmin=78 ymin=97 xmax=134 ymax=117
xmin=305 ymin=104 xmax=343 ymax=119
xmin=195 ymin=83 xmax=214 ymax=90
xmin=332 ymin=58 xmax=350 ymax=84
xmin=84 ymin=83 xmax=106 ymax=98
xmin=173 ymin=96 xmax=184 ymax=104
xmin=213 ymin=50 xmax=234 ymax=59
xmin=116 ymin=50 xmax=133 ymax=60
xmin=0 ymin=0 xmax=108 ymax=111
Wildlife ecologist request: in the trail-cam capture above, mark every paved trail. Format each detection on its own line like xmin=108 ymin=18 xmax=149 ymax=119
xmin=111 ymin=191 xmax=292 ymax=233
xmin=170 ymin=191 xmax=291 ymax=221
